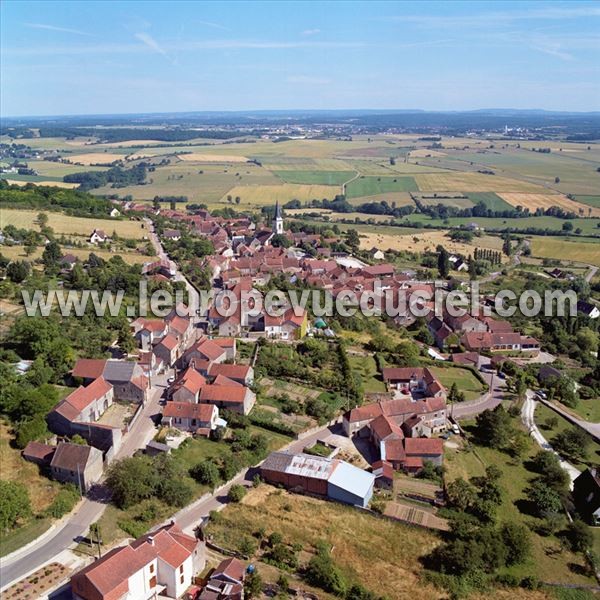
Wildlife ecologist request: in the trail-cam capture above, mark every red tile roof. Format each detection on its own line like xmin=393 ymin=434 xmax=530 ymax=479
xmin=199 ymin=384 xmax=248 ymax=404
xmin=404 ymin=438 xmax=444 ymax=456
xmin=63 ymin=377 xmax=112 ymax=413
xmin=22 ymin=441 xmax=56 ymax=463
xmin=208 ymin=363 xmax=250 ymax=381
xmin=163 ymin=402 xmax=215 ymax=421
xmin=72 ymin=359 xmax=107 ymax=380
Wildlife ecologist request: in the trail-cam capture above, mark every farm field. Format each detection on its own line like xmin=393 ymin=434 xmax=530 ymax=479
xmin=347 ymin=355 xmax=386 ymax=392
xmin=2 ymin=178 xmax=79 ymax=189
xmin=25 ymin=160 xmax=110 ymax=177
xmin=177 ymin=153 xmax=249 ymax=162
xmin=530 ymin=237 xmax=600 ymax=267
xmin=419 ymin=195 xmax=475 ymax=209
xmin=430 ymin=366 xmax=486 ymax=401
xmin=356 ymin=226 xmax=502 ymax=256
xmin=92 ymin=162 xmax=280 ymax=203
xmin=414 ymin=172 xmax=552 ymax=193
xmin=65 ymin=153 xmax=124 ymax=165
xmin=497 ymin=192 xmax=600 ymax=217
xmin=273 ymin=170 xmax=356 ymax=185
xmin=575 ymin=195 xmax=600 ymax=208
xmin=0 ymin=208 xmax=147 ymax=239
xmin=345 ymin=175 xmax=418 ymax=198
xmin=219 ymin=183 xmax=339 ymax=205
xmin=0 ymin=244 xmax=148 ymax=265
xmin=467 ymin=192 xmax=514 ymax=211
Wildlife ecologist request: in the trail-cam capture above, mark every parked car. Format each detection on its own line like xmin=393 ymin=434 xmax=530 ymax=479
xmin=535 ymin=390 xmax=547 ymax=400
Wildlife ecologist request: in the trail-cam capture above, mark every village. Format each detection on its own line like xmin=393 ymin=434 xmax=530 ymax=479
xmin=5 ymin=193 xmax=598 ymax=600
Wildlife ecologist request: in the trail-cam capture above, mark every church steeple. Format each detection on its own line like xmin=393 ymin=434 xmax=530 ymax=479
xmin=273 ymin=201 xmax=284 ymax=234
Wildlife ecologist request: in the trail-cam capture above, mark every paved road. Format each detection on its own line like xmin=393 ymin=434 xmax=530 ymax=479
xmin=585 ymin=265 xmax=598 ymax=283
xmin=0 ymin=378 xmax=167 ymax=588
xmin=521 ymin=391 xmax=581 ymax=488
xmin=171 ymin=423 xmax=341 ymax=535
xmin=450 ymin=370 xmax=506 ymax=420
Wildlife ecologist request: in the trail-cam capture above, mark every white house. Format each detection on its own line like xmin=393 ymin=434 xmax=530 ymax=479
xmin=89 ymin=229 xmax=109 ymax=244
xmin=71 ymin=522 xmax=205 ymax=600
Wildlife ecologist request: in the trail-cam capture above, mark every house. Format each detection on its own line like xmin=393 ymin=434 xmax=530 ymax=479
xmin=343 ymin=395 xmax=447 ymax=438
xmin=382 ymin=367 xmax=446 ymax=401
xmin=369 ymin=248 xmax=385 ymax=261
xmin=72 ymin=359 xmax=148 ymax=403
xmin=180 ymin=338 xmax=227 ymax=369
xmin=48 ymin=377 xmax=114 ymax=436
xmin=153 ymin=334 xmax=181 ymax=368
xmin=50 ymin=442 xmax=104 ymax=492
xmin=372 ymin=460 xmax=394 ymax=490
xmin=109 ymin=207 xmax=121 ymax=218
xmin=573 ymin=468 xmax=600 ymax=524
xmin=60 ymin=253 xmax=78 ymax=271
xmin=538 ymin=364 xmax=562 ymax=383
xmin=71 ymin=522 xmax=205 ymax=600
xmin=199 ymin=557 xmax=245 ymax=600
xmin=451 ymin=352 xmax=483 ymax=369
xmin=163 ymin=229 xmax=181 ymax=241
xmin=461 ymin=331 xmax=540 ymax=354
xmin=577 ymin=301 xmax=600 ymax=320
xmin=89 ymin=229 xmax=108 ymax=244
xmin=162 ymin=402 xmax=219 ymax=436
xmin=260 ymin=452 xmax=375 ymax=508
xmin=22 ymin=441 xmax=56 ymax=466
xmin=167 ymin=315 xmax=193 ymax=346
xmin=133 ymin=318 xmax=168 ymax=350
xmin=404 ymin=438 xmax=444 ymax=467
xmin=207 ymin=363 xmax=254 ymax=386
xmin=170 ymin=368 xmax=207 ymax=403
xmin=199 ymin=384 xmax=256 ymax=415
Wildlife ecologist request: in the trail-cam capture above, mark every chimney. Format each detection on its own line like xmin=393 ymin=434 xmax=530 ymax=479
xmin=147 ymin=535 xmax=154 ymax=546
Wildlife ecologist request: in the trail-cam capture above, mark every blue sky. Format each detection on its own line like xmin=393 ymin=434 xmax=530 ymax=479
xmin=1 ymin=1 xmax=599 ymax=116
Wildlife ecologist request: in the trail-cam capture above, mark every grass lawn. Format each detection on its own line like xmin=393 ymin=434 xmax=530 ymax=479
xmin=444 ymin=438 xmax=596 ymax=587
xmin=534 ymin=403 xmax=600 ymax=467
xmin=345 ymin=175 xmax=418 ymax=198
xmin=348 ymin=355 xmax=386 ymax=393
xmin=0 ymin=516 xmax=53 ymax=557
xmin=0 ymin=208 xmax=146 ymax=239
xmin=569 ymin=399 xmax=600 ymax=423
xmin=430 ymin=366 xmax=486 ymax=401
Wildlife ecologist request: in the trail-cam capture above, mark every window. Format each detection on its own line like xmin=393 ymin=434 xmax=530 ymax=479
xmin=149 ymin=564 xmax=154 ymax=574
xmin=180 ymin=575 xmax=184 ymax=584
xmin=149 ymin=576 xmax=157 ymax=588
xmin=179 ymin=565 xmax=184 ymax=574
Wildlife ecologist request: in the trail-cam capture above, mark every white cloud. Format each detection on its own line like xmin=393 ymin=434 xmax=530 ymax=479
xmin=25 ymin=22 xmax=93 ymax=36
xmin=134 ymin=32 xmax=167 ymax=56
xmin=301 ymin=29 xmax=321 ymax=36
xmin=197 ymin=20 xmax=231 ymax=31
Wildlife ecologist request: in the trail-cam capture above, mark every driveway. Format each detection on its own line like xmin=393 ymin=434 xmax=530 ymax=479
xmin=451 ymin=370 xmax=506 ymax=420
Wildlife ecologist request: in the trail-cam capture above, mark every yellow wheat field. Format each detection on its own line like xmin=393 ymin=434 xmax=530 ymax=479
xmin=497 ymin=192 xmax=600 ymax=216
xmin=414 ymin=172 xmax=549 ymax=193
xmin=66 ymin=153 xmax=124 ymax=165
xmin=4 ymin=179 xmax=79 ymax=189
xmin=219 ymin=183 xmax=339 ymax=205
xmin=177 ymin=153 xmax=249 ymax=163
xmin=409 ymin=149 xmax=447 ymax=158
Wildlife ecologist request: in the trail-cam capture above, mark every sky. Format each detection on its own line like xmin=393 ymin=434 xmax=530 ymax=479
xmin=1 ymin=1 xmax=599 ymax=117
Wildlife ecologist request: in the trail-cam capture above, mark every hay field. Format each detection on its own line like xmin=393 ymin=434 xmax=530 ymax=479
xmin=273 ymin=170 xmax=356 ymax=185
xmin=347 ymin=191 xmax=414 ymax=206
xmin=358 ymin=228 xmax=504 ymax=256
xmin=25 ymin=160 xmax=110 ymax=177
xmin=498 ymin=192 xmax=600 ymax=216
xmin=4 ymin=178 xmax=79 ymax=189
xmin=177 ymin=153 xmax=249 ymax=163
xmin=220 ymin=183 xmax=340 ymax=205
xmin=65 ymin=153 xmax=124 ymax=165
xmin=531 ymin=237 xmax=600 ymax=267
xmin=0 ymin=244 xmax=147 ymax=265
xmin=345 ymin=176 xmax=418 ymax=198
xmin=0 ymin=209 xmax=146 ymax=239
xmin=287 ymin=208 xmax=394 ymax=223
xmin=414 ymin=172 xmax=551 ymax=193
xmin=409 ymin=148 xmax=447 ymax=158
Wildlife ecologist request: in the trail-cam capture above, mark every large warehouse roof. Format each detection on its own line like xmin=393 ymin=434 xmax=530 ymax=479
xmin=261 ymin=452 xmax=337 ymax=480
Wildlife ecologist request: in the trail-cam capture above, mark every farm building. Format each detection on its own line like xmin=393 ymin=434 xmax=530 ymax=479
xmin=260 ymin=452 xmax=374 ymax=508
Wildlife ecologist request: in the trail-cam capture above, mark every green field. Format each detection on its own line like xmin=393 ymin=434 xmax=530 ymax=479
xmin=531 ymin=237 xmax=600 ymax=266
xmin=345 ymin=175 xmax=418 ymax=198
xmin=348 ymin=355 xmax=386 ymax=393
xmin=575 ymin=195 xmax=600 ymax=208
xmin=274 ymin=170 xmax=356 ymax=185
xmin=467 ymin=192 xmax=514 ymax=211
xmin=430 ymin=366 xmax=486 ymax=401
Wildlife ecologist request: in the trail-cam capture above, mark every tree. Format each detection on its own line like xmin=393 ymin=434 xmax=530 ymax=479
xmin=474 ymin=405 xmax=515 ymax=450
xmin=563 ymin=520 xmax=593 ymax=552
xmin=271 ymin=233 xmax=291 ymax=248
xmin=437 ymin=246 xmax=450 ymax=278
xmin=305 ymin=542 xmax=348 ymax=596
xmin=527 ymin=480 xmax=563 ymax=517
xmin=346 ymin=229 xmax=360 ymax=253
xmin=106 ymin=456 xmax=158 ymax=509
xmin=501 ymin=522 xmax=531 ymax=565
xmin=554 ymin=176 xmax=560 ymax=184
xmin=562 ymin=221 xmax=574 ymax=232
xmin=42 ymin=240 xmax=62 ymax=274
xmin=37 ymin=212 xmax=49 ymax=227
xmin=244 ymin=570 xmax=263 ymax=599
xmin=552 ymin=428 xmax=591 ymax=462
xmin=0 ymin=480 xmax=31 ymax=530
xmin=6 ymin=260 xmax=30 ymax=283
xmin=117 ymin=322 xmax=136 ymax=355
xmin=228 ymin=484 xmax=246 ymax=502
xmin=446 ymin=478 xmax=477 ymax=512
xmin=190 ymin=461 xmax=221 ymax=489
xmin=502 ymin=234 xmax=512 ymax=257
